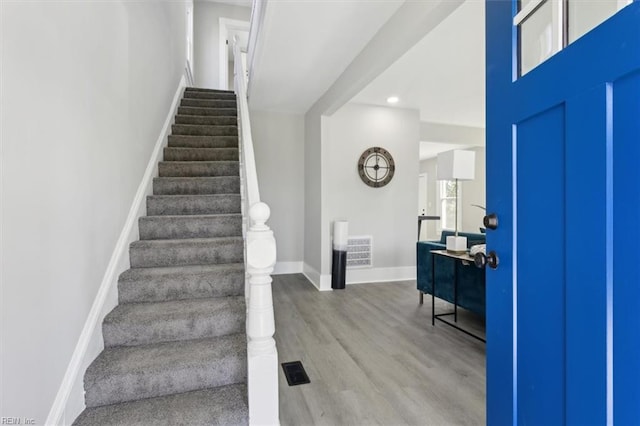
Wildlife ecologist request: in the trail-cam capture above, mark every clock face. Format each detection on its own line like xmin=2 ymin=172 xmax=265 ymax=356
xmin=357 ymin=147 xmax=395 ymax=188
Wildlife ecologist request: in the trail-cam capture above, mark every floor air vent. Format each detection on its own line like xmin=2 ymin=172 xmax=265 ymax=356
xmin=346 ymin=235 xmax=372 ymax=268
xmin=281 ymin=361 xmax=311 ymax=386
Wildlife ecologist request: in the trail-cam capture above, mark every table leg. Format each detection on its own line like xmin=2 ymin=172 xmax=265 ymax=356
xmin=431 ymin=253 xmax=435 ymax=326
xmin=430 ymin=250 xmax=486 ymax=343
xmin=419 ymin=291 xmax=424 ymax=305
xmin=453 ymin=259 xmax=458 ymax=323
xmin=417 ymin=219 xmax=422 ymax=240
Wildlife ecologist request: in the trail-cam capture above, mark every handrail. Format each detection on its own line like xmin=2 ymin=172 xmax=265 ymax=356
xmin=234 ymin=43 xmax=260 ymax=208
xmin=233 ymin=36 xmax=280 ymax=426
xmin=246 ymin=0 xmax=266 ymax=98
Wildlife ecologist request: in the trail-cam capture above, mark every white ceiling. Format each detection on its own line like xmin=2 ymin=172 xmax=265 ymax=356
xmin=352 ymin=0 xmax=485 ymax=128
xmin=246 ymin=0 xmax=485 ymax=153
xmin=248 ymin=0 xmax=404 ymax=112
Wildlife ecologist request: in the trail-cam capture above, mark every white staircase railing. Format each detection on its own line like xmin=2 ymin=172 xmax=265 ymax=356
xmin=233 ymin=37 xmax=280 ymax=426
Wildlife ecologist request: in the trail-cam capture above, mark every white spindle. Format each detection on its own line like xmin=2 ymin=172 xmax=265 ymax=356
xmin=233 ymin=35 xmax=280 ymax=426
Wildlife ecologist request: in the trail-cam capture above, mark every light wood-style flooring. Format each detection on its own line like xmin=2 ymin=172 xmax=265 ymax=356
xmin=273 ymin=274 xmax=486 ymax=426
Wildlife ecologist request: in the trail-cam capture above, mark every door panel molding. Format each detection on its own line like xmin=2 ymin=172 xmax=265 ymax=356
xmin=565 ymin=85 xmax=610 ymax=425
xmin=612 ymin=70 xmax=640 ymax=425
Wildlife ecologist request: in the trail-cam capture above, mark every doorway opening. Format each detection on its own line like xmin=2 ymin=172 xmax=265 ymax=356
xmin=350 ymin=0 xmax=488 ymax=421
xmin=219 ymin=18 xmax=249 ymax=90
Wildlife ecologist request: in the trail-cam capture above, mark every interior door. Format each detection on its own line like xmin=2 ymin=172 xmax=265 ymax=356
xmin=418 ymin=173 xmax=428 ymax=239
xmin=486 ymin=1 xmax=640 ymax=425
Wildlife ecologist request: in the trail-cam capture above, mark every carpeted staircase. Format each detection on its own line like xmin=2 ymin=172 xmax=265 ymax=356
xmin=73 ymin=88 xmax=249 ymax=426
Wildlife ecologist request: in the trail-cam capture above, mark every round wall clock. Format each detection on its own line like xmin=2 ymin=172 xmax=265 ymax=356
xmin=357 ymin=147 xmax=395 ymax=188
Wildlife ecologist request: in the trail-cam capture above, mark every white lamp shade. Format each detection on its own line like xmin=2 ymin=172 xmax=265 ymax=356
xmin=437 ymin=150 xmax=476 ymax=181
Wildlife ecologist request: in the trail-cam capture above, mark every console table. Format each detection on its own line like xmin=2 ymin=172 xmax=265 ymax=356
xmin=431 ymin=249 xmax=485 ymax=343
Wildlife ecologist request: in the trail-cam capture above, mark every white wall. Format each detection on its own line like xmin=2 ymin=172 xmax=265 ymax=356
xmin=250 ymin=110 xmax=305 ymax=272
xmin=420 ymin=121 xmax=485 ymax=146
xmin=303 ymin=112 xmax=324 ymax=283
xmin=322 ymin=103 xmax=420 ymax=284
xmin=419 ymin=146 xmax=486 ymax=239
xmin=193 ymin=1 xmax=251 ymax=89
xmin=1 ymin=2 xmax=188 ymax=423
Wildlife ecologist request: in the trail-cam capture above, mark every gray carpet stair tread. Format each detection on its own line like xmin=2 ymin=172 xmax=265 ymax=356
xmin=103 ymin=296 xmax=245 ymax=347
xmin=185 ymin=87 xmax=234 ymax=94
xmin=139 ymin=214 xmax=242 ymax=240
xmin=184 ymin=90 xmax=236 ymax=99
xmin=175 ymin=115 xmax=237 ymax=126
xmin=180 ymin=99 xmax=237 ymax=109
xmin=171 ymin=124 xmax=238 ymax=137
xmin=168 ymin=134 xmax=238 ymax=148
xmin=146 ymin=194 xmax=241 ymax=216
xmin=158 ymin=161 xmax=239 ymax=177
xmin=84 ymin=334 xmax=247 ymax=407
xmin=118 ymin=263 xmax=244 ymax=303
xmin=163 ymin=147 xmax=239 ymax=161
xmin=73 ymin=384 xmax=248 ymax=426
xmin=76 ymin=88 xmax=247 ymax=422
xmin=177 ymin=106 xmax=237 ymax=117
xmin=153 ymin=176 xmax=240 ymax=195
xmin=129 ymin=237 xmax=244 ymax=268
xmin=183 ymin=91 xmax=237 ymax=100
xmin=182 ymin=93 xmax=237 ymax=102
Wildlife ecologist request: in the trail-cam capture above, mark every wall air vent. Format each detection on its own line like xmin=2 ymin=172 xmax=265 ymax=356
xmin=346 ymin=236 xmax=372 ymax=268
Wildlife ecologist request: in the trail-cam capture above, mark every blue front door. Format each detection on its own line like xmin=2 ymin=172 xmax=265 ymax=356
xmin=486 ymin=1 xmax=640 ymax=424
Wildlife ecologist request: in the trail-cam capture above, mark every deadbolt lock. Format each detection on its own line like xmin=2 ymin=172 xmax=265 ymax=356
xmin=483 ymin=213 xmax=498 ymax=230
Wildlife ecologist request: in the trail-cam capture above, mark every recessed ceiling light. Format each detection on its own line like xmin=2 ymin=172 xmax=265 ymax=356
xmin=387 ymin=96 xmax=399 ymax=104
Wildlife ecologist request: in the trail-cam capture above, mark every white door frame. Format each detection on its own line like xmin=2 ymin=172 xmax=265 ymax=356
xmin=219 ymin=18 xmax=250 ymax=90
xmin=186 ymin=2 xmax=194 ymax=86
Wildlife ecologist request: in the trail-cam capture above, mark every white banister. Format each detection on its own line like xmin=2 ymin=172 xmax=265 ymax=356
xmin=246 ymin=0 xmax=266 ymax=98
xmin=233 ymin=36 xmax=280 ymax=426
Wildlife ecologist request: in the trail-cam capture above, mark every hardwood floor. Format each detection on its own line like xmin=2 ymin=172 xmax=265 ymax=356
xmin=272 ymin=274 xmax=486 ymax=426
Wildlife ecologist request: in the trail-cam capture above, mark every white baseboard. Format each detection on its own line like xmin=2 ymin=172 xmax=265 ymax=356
xmin=273 ymin=261 xmax=303 ymax=275
xmin=302 ymin=263 xmax=332 ymax=291
xmin=346 ymin=266 xmax=416 ymax=285
xmin=46 ymin=75 xmax=187 ymax=426
xmin=301 ymin=264 xmax=416 ymax=291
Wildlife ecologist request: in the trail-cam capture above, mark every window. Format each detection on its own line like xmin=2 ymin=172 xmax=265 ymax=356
xmin=516 ymin=0 xmax=631 ymax=76
xmin=439 ymin=180 xmax=461 ymax=231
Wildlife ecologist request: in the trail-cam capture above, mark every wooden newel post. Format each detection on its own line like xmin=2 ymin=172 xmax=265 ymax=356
xmin=246 ymin=202 xmax=279 ymax=425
